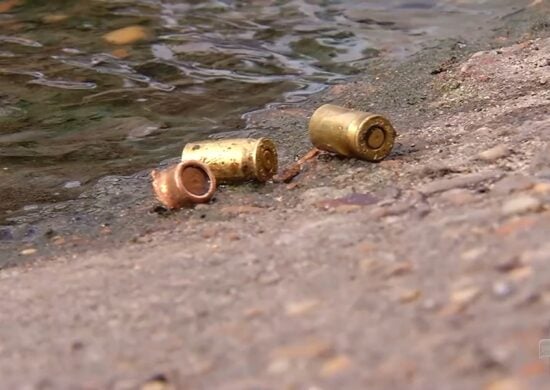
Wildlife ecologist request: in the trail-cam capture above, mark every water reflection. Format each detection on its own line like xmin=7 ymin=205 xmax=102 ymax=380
xmin=0 ymin=0 xmax=525 ymax=217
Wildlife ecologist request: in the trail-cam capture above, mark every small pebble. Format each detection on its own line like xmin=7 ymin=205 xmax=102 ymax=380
xmin=461 ymin=247 xmax=486 ymax=262
xmin=141 ymin=379 xmax=169 ymax=390
xmin=103 ymin=26 xmax=150 ymax=45
xmin=111 ymin=48 xmax=129 ymax=59
xmin=440 ymin=189 xmax=476 ymax=206
xmin=508 ymin=266 xmax=533 ymax=281
xmin=62 ymin=48 xmax=82 ymax=54
xmin=485 ymin=378 xmax=523 ymax=390
xmin=533 ymin=182 xmax=550 ymax=194
xmin=285 ymin=299 xmax=320 ymax=316
xmin=267 ymin=358 xmax=289 ymax=374
xmin=63 ymin=181 xmax=81 ymax=189
xmin=385 ymin=261 xmax=414 ymax=278
xmin=421 ymin=298 xmax=440 ymax=311
xmin=320 ymin=355 xmax=352 ymax=377
xmin=20 ymin=248 xmax=37 ymax=256
xmin=477 ymin=144 xmax=510 ymax=162
xmin=42 ymin=14 xmax=69 ymax=23
xmin=451 ymin=286 xmax=481 ymax=305
xmin=272 ymin=339 xmax=332 ymax=359
xmin=501 ymin=195 xmax=542 ymax=216
xmin=399 ymin=289 xmax=422 ymax=303
xmin=492 ymin=281 xmax=515 ymax=299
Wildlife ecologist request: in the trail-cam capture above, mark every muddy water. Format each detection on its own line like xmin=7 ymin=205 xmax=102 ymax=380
xmin=0 ymin=0 xmax=527 ymax=219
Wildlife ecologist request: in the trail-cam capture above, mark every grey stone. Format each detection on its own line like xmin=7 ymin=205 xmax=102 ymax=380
xmin=418 ymin=171 xmax=503 ymax=195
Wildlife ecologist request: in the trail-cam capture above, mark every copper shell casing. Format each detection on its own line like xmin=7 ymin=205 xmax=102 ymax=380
xmin=151 ymin=160 xmax=216 ymax=209
xmin=308 ymin=104 xmax=396 ymax=162
xmin=181 ymin=138 xmax=278 ymax=182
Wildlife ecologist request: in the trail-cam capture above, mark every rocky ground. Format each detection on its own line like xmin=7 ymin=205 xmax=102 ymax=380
xmin=1 ymin=4 xmax=550 ymax=390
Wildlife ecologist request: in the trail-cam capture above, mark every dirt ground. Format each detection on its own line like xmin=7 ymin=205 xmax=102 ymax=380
xmin=1 ymin=4 xmax=550 ymax=390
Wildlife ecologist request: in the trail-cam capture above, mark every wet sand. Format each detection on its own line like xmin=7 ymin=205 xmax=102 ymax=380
xmin=0 ymin=0 xmax=532 ymax=218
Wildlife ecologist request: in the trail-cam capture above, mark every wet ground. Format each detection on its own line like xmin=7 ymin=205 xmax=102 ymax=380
xmin=0 ymin=0 xmax=531 ymax=219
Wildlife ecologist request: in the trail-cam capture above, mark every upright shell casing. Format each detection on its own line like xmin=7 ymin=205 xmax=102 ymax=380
xmin=181 ymin=138 xmax=278 ymax=182
xmin=151 ymin=160 xmax=216 ymax=209
xmin=308 ymin=104 xmax=396 ymax=162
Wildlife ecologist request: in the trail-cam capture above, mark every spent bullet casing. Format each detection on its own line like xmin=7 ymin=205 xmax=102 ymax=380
xmin=151 ymin=160 xmax=216 ymax=209
xmin=181 ymin=138 xmax=278 ymax=182
xmin=308 ymin=104 xmax=396 ymax=162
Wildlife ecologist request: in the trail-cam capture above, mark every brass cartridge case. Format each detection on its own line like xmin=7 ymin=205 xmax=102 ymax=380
xmin=308 ymin=104 xmax=396 ymax=162
xmin=151 ymin=160 xmax=216 ymax=209
xmin=181 ymin=138 xmax=278 ymax=182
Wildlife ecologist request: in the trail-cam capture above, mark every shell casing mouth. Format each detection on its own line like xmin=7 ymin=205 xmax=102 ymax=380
xmin=175 ymin=161 xmax=217 ymax=201
xmin=151 ymin=161 xmax=216 ymax=209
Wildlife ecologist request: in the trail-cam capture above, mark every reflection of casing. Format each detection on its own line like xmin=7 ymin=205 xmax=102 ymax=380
xmin=181 ymin=138 xmax=278 ymax=182
xmin=308 ymin=104 xmax=396 ymax=162
xmin=151 ymin=160 xmax=216 ymax=209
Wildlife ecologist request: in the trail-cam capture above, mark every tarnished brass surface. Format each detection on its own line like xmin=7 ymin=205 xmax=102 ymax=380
xmin=151 ymin=160 xmax=216 ymax=209
xmin=308 ymin=104 xmax=396 ymax=162
xmin=181 ymin=138 xmax=278 ymax=182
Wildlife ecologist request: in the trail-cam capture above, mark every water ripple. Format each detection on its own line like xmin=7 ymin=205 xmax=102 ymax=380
xmin=27 ymin=78 xmax=97 ymax=90
xmin=0 ymin=35 xmax=42 ymax=48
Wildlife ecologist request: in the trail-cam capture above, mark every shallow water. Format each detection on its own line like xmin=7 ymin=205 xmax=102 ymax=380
xmin=0 ymin=0 xmax=527 ymax=218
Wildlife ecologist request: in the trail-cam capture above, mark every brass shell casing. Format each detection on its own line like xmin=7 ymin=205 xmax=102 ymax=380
xmin=308 ymin=104 xmax=396 ymax=162
xmin=151 ymin=160 xmax=216 ymax=209
xmin=181 ymin=138 xmax=278 ymax=182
